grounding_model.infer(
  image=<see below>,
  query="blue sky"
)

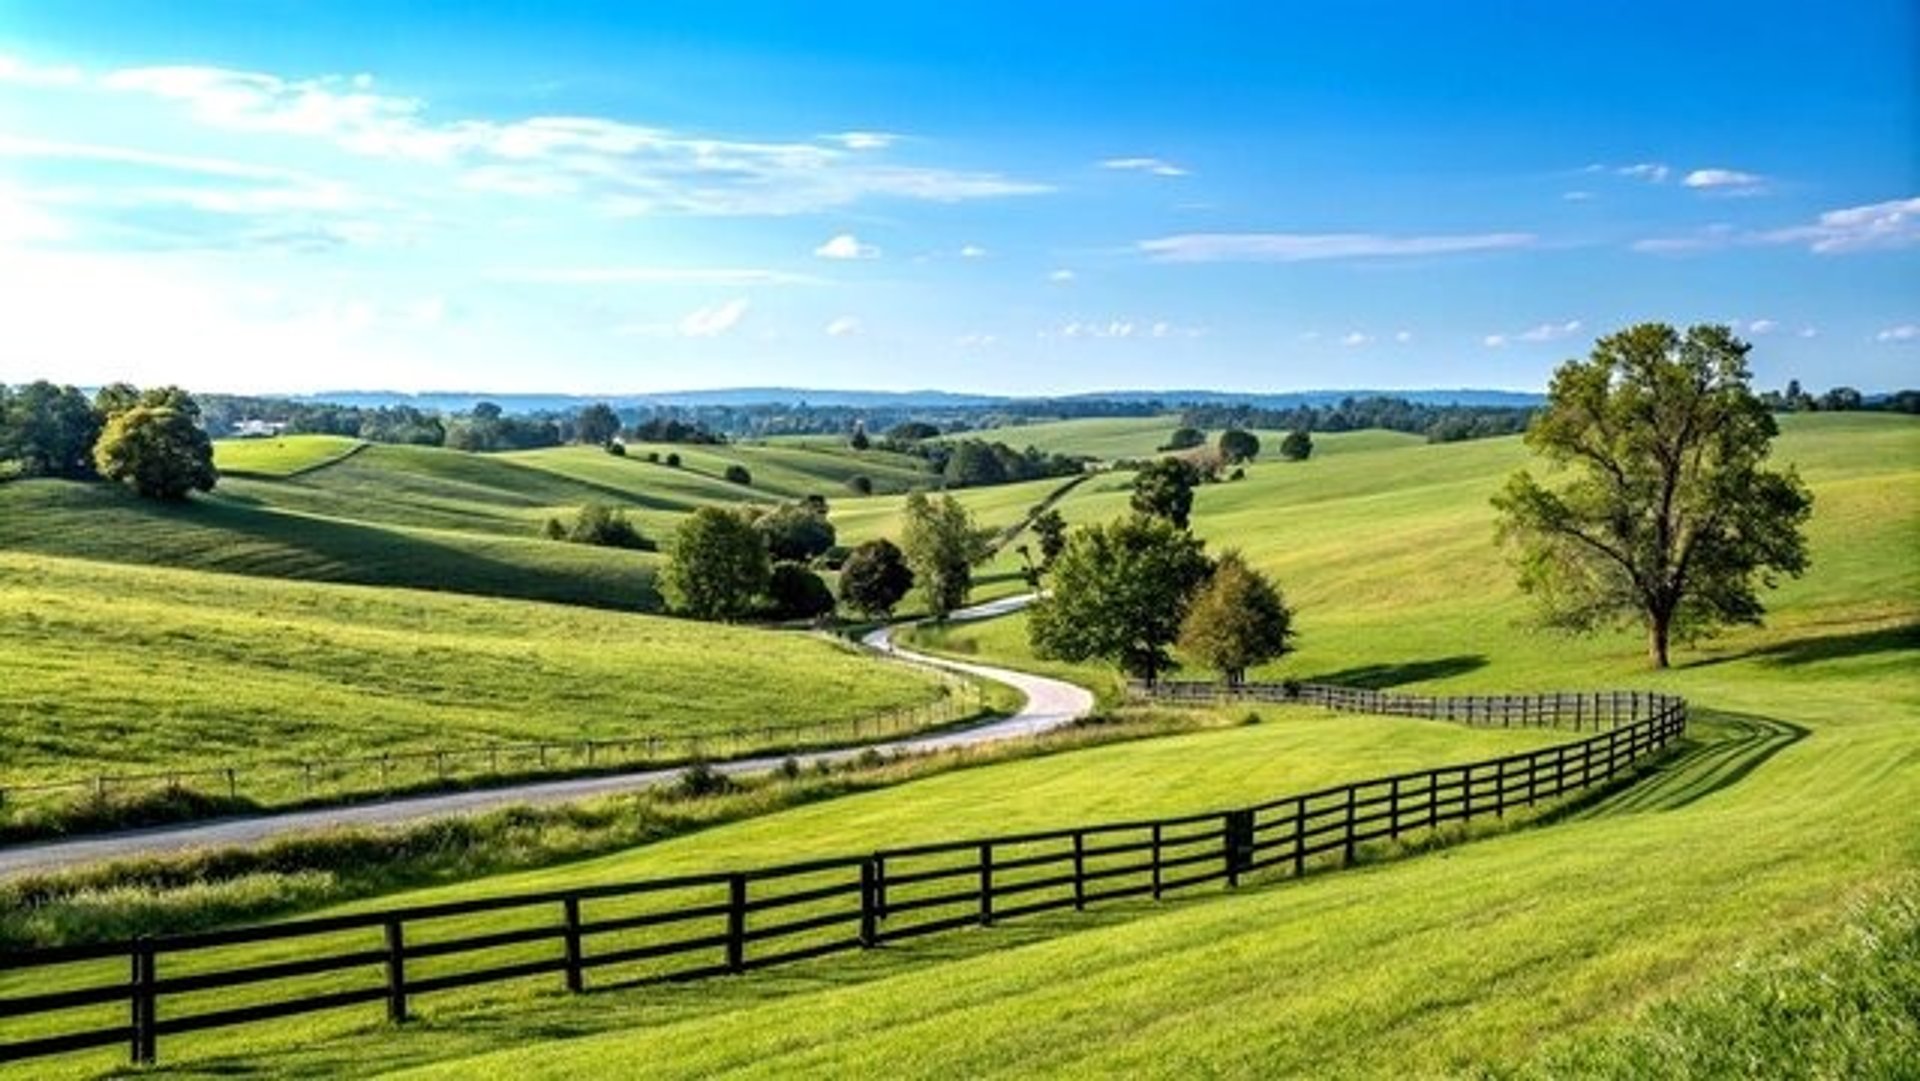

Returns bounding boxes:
[0,0,1914,396]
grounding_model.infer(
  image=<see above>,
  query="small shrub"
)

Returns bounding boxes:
[1239,711,1263,727]
[766,562,836,621]
[674,761,735,799]
[855,748,886,771]
[847,474,873,495]
[1229,466,1246,481]
[548,503,655,551]
[645,451,660,463]
[777,757,802,781]
[665,452,682,468]
[544,517,566,540]
[724,464,752,486]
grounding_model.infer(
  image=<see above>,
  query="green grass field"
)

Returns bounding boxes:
[212,435,366,478]
[949,415,1423,462]
[0,552,948,798]
[3,413,1910,1078]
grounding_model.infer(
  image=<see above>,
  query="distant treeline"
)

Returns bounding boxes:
[1761,382,1920,415]
[1180,396,1537,444]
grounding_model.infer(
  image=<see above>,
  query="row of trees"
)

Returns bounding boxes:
[0,382,217,499]
[1761,381,1919,415]
[1182,396,1536,444]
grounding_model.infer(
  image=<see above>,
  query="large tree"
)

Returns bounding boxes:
[753,502,837,562]
[1130,458,1201,529]
[1217,429,1261,464]
[1178,551,1296,685]
[660,506,771,621]
[0,381,102,478]
[1278,429,1313,461]
[899,491,990,619]
[838,538,915,618]
[1492,322,1813,668]
[574,403,621,445]
[93,405,217,500]
[1028,514,1214,682]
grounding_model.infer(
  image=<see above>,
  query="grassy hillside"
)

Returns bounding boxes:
[0,552,947,794]
[213,435,365,478]
[0,479,659,609]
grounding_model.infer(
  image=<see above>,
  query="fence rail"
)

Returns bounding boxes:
[0,685,1685,1068]
[0,681,984,816]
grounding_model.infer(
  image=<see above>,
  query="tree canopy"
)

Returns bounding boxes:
[1130,458,1202,529]
[659,507,771,621]
[900,492,990,619]
[93,405,218,500]
[1217,429,1260,464]
[1492,322,1813,667]
[1278,429,1313,461]
[1028,514,1214,682]
[574,403,622,445]
[1178,551,1295,684]
[838,538,915,618]
[753,501,837,562]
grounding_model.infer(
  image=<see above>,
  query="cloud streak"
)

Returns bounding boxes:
[1138,231,1535,263]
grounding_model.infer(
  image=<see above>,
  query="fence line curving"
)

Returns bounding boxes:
[0,684,1686,1069]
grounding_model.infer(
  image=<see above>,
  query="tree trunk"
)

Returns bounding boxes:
[1648,609,1672,669]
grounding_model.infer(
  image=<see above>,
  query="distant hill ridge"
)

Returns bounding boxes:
[291,387,1547,412]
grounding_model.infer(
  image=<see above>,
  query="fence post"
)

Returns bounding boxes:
[1072,831,1087,911]
[1389,777,1401,840]
[978,842,994,926]
[1428,771,1440,831]
[727,873,748,973]
[1463,763,1474,820]
[1343,786,1357,866]
[129,936,156,1066]
[1495,759,1507,818]
[860,858,880,947]
[225,767,237,801]
[873,855,889,920]
[562,896,584,993]
[1152,824,1165,898]
[383,917,407,1024]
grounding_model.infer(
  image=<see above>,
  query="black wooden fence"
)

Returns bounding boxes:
[0,687,1685,1069]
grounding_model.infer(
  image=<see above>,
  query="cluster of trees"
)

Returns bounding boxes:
[1183,396,1536,444]
[1028,512,1296,684]
[1,382,217,500]
[927,440,1086,488]
[442,403,564,452]
[544,503,655,550]
[1760,381,1919,415]
[660,490,991,625]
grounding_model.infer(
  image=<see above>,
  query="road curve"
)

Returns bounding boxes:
[0,595,1091,878]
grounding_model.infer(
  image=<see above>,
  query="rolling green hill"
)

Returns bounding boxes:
[949,416,1423,462]
[0,552,947,796]
[212,435,366,478]
[5,413,1909,1078]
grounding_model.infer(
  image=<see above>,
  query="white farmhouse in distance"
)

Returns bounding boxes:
[232,419,289,438]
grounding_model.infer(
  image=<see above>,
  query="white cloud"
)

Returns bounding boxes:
[1617,162,1671,183]
[1394,330,1414,343]
[959,244,987,258]
[826,131,897,150]
[1100,157,1189,177]
[1798,326,1819,339]
[1048,268,1075,282]
[1876,324,1919,342]
[814,233,878,260]
[1055,320,1136,339]
[1138,231,1535,263]
[825,315,862,337]
[1683,168,1766,194]
[1562,190,1594,201]
[1745,319,1778,335]
[1636,197,1920,255]
[1341,331,1371,347]
[1486,320,1582,348]
[678,298,749,337]
[84,63,1050,217]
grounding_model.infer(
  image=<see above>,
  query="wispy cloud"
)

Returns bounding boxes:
[1614,162,1671,183]
[1485,319,1582,348]
[1683,168,1766,195]
[1745,318,1778,335]
[1138,231,1535,263]
[0,54,85,87]
[1340,331,1371,347]
[1101,156,1189,177]
[69,63,1049,217]
[1876,323,1918,342]
[678,298,750,337]
[1048,268,1075,282]
[1634,196,1920,255]
[959,243,987,258]
[814,233,878,260]
[824,315,862,337]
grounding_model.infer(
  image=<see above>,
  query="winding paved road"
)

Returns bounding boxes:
[0,594,1091,878]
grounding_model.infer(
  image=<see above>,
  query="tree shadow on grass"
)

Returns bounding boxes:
[1682,622,1920,670]
[1295,655,1489,689]
[1548,709,1809,821]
